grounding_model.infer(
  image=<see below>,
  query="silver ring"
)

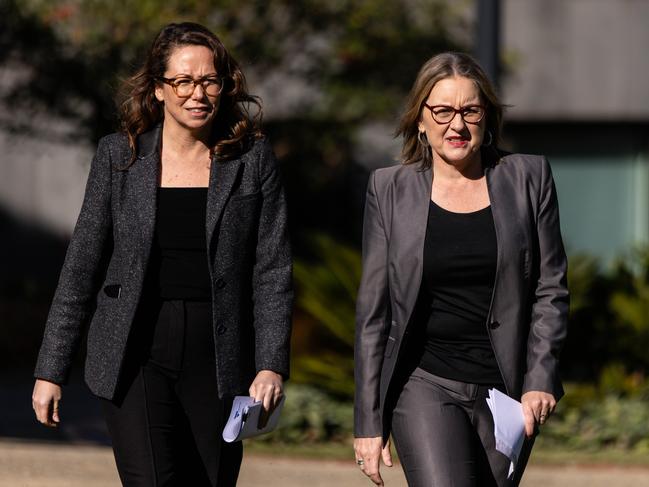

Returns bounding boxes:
[356,459,364,466]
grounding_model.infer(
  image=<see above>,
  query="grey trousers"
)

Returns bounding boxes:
[391,367,531,487]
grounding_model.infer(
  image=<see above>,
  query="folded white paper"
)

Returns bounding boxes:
[222,395,285,443]
[486,388,526,478]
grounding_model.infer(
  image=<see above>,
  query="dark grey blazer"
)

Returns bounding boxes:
[354,152,569,438]
[35,125,293,400]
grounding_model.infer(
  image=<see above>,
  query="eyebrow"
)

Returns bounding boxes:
[166,72,219,78]
[429,103,482,108]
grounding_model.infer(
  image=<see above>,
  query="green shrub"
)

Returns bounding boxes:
[542,394,649,452]
[291,234,359,399]
[540,370,649,453]
[256,383,353,444]
[254,381,649,457]
[562,246,649,381]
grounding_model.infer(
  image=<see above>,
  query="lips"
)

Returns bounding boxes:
[185,106,212,119]
[446,136,469,147]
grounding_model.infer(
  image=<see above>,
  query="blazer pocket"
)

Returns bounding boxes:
[521,248,531,280]
[103,284,122,299]
[384,336,397,358]
[230,191,261,203]
[384,321,399,358]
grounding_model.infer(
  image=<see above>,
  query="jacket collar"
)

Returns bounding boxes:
[136,123,162,159]
[131,122,246,267]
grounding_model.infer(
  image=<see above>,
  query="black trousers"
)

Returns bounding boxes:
[101,299,242,487]
[391,367,532,487]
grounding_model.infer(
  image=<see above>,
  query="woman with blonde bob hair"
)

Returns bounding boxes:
[354,52,568,486]
[32,22,292,486]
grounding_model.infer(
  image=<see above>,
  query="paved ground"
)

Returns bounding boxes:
[3,373,648,486]
[1,439,648,487]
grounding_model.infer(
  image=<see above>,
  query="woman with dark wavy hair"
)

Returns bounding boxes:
[32,22,292,486]
[354,52,568,486]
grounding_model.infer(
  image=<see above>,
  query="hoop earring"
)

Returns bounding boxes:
[483,130,493,147]
[418,131,428,147]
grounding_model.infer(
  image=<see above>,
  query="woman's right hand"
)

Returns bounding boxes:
[354,436,393,486]
[32,379,62,427]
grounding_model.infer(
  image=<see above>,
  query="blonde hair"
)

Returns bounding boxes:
[396,52,503,168]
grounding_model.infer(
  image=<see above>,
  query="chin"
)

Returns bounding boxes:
[181,118,215,131]
[442,150,480,166]
[446,151,472,162]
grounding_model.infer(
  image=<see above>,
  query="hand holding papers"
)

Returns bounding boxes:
[485,388,526,479]
[222,395,285,443]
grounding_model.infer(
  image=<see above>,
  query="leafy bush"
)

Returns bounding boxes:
[255,380,649,458]
[291,234,359,399]
[256,383,353,444]
[291,234,649,403]
[540,369,649,453]
[541,395,649,453]
[559,247,649,382]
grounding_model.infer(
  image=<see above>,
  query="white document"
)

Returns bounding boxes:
[485,388,526,478]
[222,395,285,443]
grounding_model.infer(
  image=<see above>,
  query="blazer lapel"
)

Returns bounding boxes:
[205,156,243,258]
[486,164,504,280]
[132,126,161,266]
[392,165,432,325]
[485,156,524,324]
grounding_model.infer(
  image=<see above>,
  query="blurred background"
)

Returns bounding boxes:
[1,0,648,479]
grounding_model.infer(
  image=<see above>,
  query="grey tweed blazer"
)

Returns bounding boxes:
[354,152,569,439]
[35,125,293,400]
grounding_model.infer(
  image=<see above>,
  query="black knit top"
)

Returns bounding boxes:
[151,187,211,300]
[418,200,502,384]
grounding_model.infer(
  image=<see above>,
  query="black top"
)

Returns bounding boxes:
[418,199,502,384]
[151,187,211,300]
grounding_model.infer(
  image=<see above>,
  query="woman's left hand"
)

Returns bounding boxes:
[521,391,556,438]
[249,370,284,428]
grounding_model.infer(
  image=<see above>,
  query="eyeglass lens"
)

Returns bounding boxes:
[174,78,222,97]
[429,106,484,124]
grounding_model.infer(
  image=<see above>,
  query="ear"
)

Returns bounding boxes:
[154,83,164,103]
[418,123,425,133]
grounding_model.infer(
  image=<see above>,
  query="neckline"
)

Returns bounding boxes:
[158,186,208,190]
[430,199,491,215]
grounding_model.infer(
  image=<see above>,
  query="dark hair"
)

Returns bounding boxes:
[117,22,262,164]
[396,51,504,168]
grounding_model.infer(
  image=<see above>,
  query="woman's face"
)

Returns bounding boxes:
[418,76,486,169]
[155,45,221,135]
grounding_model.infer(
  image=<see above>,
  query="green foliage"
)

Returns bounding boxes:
[541,396,649,452]
[289,240,649,402]
[562,246,649,381]
[540,371,649,454]
[566,253,600,315]
[294,234,360,345]
[253,380,649,459]
[291,234,360,398]
[608,247,649,368]
[255,383,353,444]
[3,0,466,139]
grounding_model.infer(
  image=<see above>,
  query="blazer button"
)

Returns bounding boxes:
[489,321,500,330]
[217,325,227,335]
[215,278,226,290]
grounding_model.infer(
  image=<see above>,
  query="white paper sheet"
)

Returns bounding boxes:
[486,388,526,478]
[222,395,285,443]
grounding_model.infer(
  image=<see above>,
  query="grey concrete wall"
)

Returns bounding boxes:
[3,0,649,237]
[502,0,649,120]
[0,120,92,237]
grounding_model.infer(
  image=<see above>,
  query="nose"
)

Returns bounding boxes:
[190,82,206,100]
[449,111,466,131]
